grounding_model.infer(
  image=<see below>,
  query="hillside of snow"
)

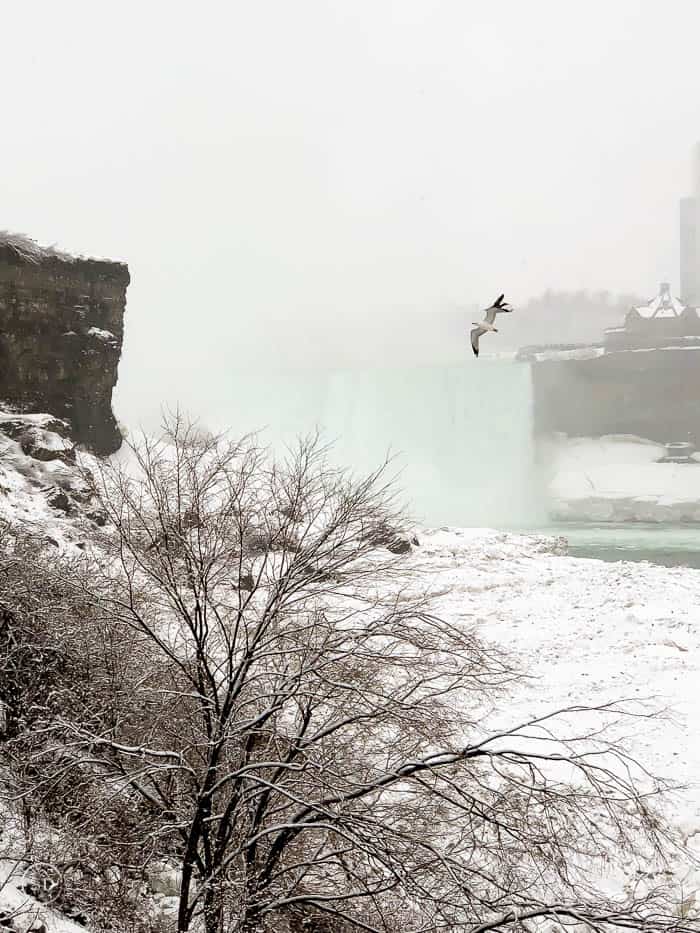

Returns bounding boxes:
[0,410,106,552]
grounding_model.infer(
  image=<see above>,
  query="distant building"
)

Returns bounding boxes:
[517,280,700,442]
[517,145,700,446]
[604,282,700,350]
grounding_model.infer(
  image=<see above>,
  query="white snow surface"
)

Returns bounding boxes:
[529,346,606,362]
[0,412,68,428]
[0,231,126,266]
[543,433,700,521]
[412,527,700,849]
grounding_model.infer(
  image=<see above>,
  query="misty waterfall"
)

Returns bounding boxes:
[216,360,543,528]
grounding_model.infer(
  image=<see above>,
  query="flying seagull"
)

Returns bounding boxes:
[470,294,513,357]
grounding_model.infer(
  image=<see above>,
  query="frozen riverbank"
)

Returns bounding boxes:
[543,433,700,522]
[411,527,700,858]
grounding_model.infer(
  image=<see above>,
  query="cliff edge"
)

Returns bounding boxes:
[0,232,129,454]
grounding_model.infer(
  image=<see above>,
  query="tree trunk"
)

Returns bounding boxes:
[203,885,224,933]
[177,857,196,932]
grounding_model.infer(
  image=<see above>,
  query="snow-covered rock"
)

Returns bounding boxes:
[0,855,89,933]
[18,427,75,464]
[0,408,104,551]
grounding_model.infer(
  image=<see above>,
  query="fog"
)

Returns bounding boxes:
[3,1,700,524]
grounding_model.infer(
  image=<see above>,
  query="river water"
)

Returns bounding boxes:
[544,522,700,568]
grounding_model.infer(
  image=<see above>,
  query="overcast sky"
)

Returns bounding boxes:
[3,0,700,417]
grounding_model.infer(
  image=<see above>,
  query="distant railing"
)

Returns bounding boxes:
[515,342,605,362]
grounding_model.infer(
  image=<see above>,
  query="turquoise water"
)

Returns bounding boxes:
[542,522,700,569]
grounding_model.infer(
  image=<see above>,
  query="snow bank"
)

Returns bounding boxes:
[542,433,700,522]
[529,346,606,362]
[413,526,700,857]
[0,410,103,552]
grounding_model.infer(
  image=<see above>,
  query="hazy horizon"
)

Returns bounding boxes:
[4,0,700,421]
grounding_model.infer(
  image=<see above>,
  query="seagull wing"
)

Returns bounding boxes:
[494,293,505,307]
[471,326,487,357]
[485,299,513,324]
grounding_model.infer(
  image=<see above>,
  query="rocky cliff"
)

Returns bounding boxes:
[0,233,129,454]
[529,346,700,445]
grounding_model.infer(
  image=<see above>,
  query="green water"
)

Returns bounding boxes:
[541,522,700,569]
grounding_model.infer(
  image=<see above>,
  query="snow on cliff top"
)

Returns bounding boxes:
[0,231,126,267]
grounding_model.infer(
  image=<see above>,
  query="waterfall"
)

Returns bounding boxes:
[213,360,543,529]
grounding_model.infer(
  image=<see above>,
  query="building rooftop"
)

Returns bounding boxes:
[630,282,687,319]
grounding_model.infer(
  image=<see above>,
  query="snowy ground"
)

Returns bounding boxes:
[2,415,700,922]
[543,433,700,522]
[412,528,700,859]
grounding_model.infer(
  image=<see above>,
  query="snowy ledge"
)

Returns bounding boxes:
[0,231,128,270]
[542,434,700,523]
[517,342,700,363]
[550,495,700,523]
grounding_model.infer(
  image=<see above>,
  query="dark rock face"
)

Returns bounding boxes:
[47,488,72,513]
[0,235,129,454]
[361,520,413,554]
[531,348,700,444]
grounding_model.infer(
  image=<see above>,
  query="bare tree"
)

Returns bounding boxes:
[8,419,699,933]
[0,519,153,930]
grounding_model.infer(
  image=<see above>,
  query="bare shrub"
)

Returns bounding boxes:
[4,419,698,933]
